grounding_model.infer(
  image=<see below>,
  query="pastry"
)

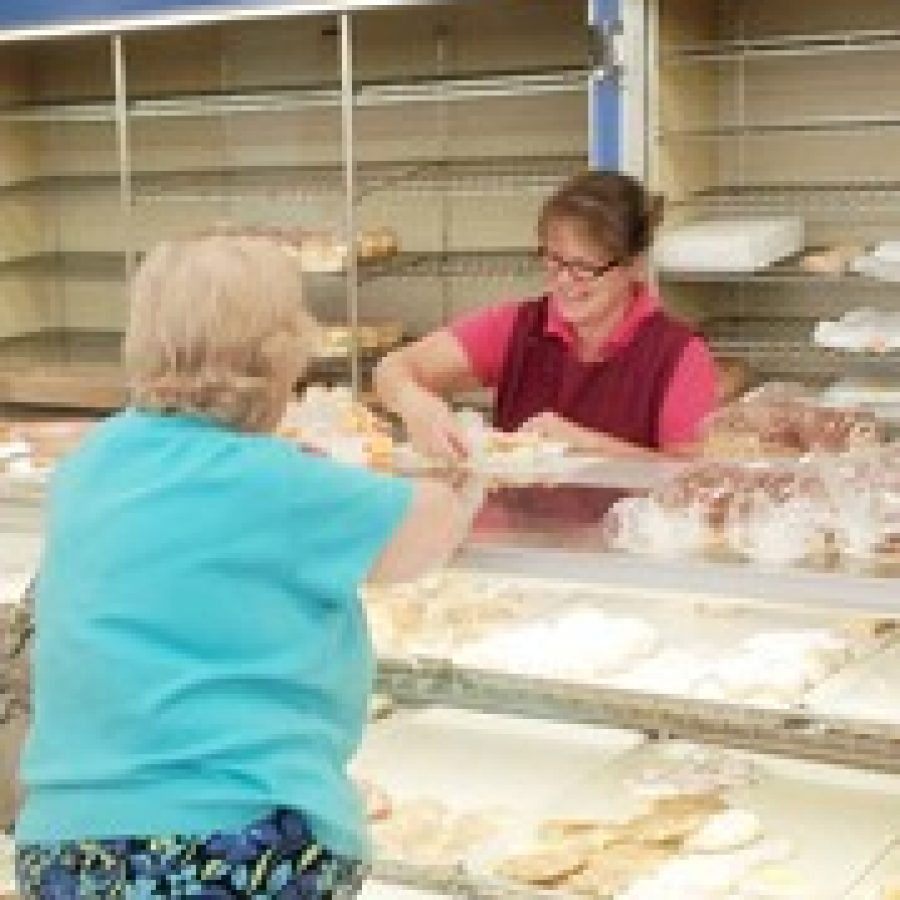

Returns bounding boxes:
[496,843,589,886]
[299,232,348,273]
[454,606,657,681]
[537,819,621,843]
[371,795,499,867]
[799,244,862,275]
[357,231,381,261]
[623,810,711,846]
[622,852,742,898]
[648,793,728,818]
[567,843,674,896]
[683,808,762,853]
[371,226,400,257]
[840,619,897,644]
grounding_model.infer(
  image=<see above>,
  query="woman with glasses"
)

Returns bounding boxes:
[375,170,717,462]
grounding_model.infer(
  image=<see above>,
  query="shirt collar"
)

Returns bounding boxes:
[545,283,660,356]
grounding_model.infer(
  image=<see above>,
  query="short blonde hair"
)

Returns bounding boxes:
[125,233,318,432]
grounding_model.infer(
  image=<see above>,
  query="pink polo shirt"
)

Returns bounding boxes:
[450,287,717,448]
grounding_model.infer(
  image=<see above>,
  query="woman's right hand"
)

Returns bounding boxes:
[398,386,470,465]
[375,331,482,466]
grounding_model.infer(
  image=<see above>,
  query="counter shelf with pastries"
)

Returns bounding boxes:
[375,659,900,776]
[366,570,900,772]
[356,708,644,898]
[356,708,900,899]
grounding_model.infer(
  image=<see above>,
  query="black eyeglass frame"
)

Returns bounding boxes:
[538,247,623,281]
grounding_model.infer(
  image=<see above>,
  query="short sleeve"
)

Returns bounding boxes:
[448,301,521,387]
[658,337,718,448]
[279,448,414,590]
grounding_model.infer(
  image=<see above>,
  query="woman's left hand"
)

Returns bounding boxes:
[518,412,599,451]
[519,412,659,458]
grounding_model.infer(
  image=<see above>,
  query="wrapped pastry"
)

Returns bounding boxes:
[605,496,709,557]
[277,386,393,469]
[701,387,884,458]
[724,492,828,567]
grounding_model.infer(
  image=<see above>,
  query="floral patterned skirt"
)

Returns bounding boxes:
[16,808,365,899]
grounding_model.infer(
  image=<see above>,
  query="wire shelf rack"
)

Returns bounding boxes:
[672,181,900,218]
[0,68,590,124]
[665,28,900,64]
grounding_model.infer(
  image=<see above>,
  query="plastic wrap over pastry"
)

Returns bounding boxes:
[603,450,900,569]
[723,491,829,567]
[277,386,393,468]
[700,384,885,459]
[605,495,709,557]
[819,448,900,561]
[651,460,825,533]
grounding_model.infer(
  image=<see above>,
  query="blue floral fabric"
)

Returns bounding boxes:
[16,808,365,899]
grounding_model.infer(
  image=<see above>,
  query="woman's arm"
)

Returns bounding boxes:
[658,337,718,454]
[368,476,482,583]
[374,331,482,463]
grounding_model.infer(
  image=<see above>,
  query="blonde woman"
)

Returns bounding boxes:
[16,234,475,898]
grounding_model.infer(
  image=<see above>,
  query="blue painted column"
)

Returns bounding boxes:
[589,0,622,171]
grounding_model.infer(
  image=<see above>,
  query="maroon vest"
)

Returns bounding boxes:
[493,296,695,449]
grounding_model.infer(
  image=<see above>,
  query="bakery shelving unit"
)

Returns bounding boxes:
[699,316,900,381]
[0,33,127,411]
[0,0,592,410]
[651,0,900,393]
[347,0,590,347]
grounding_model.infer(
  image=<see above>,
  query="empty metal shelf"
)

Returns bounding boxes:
[0,252,127,278]
[702,317,900,376]
[661,113,900,141]
[659,251,873,285]
[0,155,585,204]
[674,181,900,217]
[363,249,542,280]
[665,28,900,63]
[0,329,123,366]
[0,68,590,124]
[356,68,589,106]
[353,155,586,199]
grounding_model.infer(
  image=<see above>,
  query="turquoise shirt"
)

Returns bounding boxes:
[17,409,412,858]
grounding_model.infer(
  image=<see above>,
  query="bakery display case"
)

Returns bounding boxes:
[5,444,899,897]
[356,477,900,898]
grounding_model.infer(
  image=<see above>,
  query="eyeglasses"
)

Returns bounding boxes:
[539,248,622,281]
